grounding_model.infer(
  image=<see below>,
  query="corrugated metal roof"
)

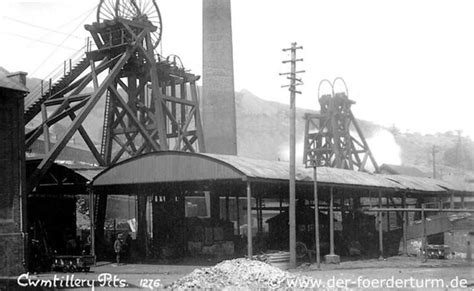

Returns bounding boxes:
[381,175,446,192]
[91,151,404,190]
[93,152,246,186]
[380,174,467,193]
[205,153,400,189]
[88,151,474,195]
[379,163,430,177]
[202,153,312,182]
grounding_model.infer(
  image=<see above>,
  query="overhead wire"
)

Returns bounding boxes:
[2,16,83,39]
[4,32,77,50]
[53,4,98,28]
[31,4,98,76]
[26,5,97,48]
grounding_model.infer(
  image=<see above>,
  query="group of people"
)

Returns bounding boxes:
[113,232,131,265]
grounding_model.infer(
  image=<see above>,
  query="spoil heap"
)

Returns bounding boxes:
[168,258,312,289]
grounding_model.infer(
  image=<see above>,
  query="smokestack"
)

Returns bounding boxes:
[202,0,237,155]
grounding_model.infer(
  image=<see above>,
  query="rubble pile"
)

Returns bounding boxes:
[168,258,311,289]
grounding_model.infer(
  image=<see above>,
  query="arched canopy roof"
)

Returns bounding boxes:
[90,151,461,195]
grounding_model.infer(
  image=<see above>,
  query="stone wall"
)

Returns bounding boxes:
[445,230,474,259]
[0,86,26,276]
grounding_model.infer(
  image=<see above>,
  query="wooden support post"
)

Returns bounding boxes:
[313,165,320,269]
[324,186,340,263]
[41,103,50,152]
[246,182,252,258]
[90,60,99,89]
[257,196,262,234]
[378,190,384,259]
[209,188,220,220]
[180,83,186,127]
[461,196,465,208]
[88,186,96,264]
[421,204,427,262]
[225,194,229,221]
[256,196,260,233]
[236,195,240,235]
[402,193,408,256]
[387,196,391,232]
[95,193,107,249]
[329,187,335,255]
[340,193,345,221]
[137,194,148,258]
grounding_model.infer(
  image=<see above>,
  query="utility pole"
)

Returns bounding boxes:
[280,42,304,268]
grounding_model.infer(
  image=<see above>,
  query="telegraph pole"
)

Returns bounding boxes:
[432,145,437,179]
[280,42,304,268]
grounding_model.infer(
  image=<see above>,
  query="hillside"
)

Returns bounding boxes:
[8,67,474,183]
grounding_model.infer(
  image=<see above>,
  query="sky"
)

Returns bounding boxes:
[1,0,474,139]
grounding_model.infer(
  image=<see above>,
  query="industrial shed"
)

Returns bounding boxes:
[89,151,471,261]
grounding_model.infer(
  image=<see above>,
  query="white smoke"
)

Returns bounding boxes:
[277,129,401,169]
[366,129,402,166]
[278,140,305,163]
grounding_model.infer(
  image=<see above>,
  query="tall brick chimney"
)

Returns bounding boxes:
[202,0,237,155]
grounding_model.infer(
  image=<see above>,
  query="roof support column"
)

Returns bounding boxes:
[421,203,427,263]
[210,186,220,219]
[236,194,240,236]
[95,193,108,250]
[378,189,384,259]
[402,192,408,256]
[313,165,320,269]
[324,186,340,263]
[225,193,230,221]
[88,186,96,264]
[246,181,252,258]
[329,187,335,255]
[137,194,148,259]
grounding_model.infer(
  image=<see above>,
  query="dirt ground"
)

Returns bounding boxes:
[11,256,474,290]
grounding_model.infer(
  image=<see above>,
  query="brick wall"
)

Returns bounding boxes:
[0,87,26,276]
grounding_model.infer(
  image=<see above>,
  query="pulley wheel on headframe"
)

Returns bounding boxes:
[97,0,163,48]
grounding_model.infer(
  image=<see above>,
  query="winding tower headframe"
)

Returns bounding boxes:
[303,78,379,172]
[24,0,205,192]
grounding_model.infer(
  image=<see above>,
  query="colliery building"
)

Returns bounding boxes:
[1,0,473,278]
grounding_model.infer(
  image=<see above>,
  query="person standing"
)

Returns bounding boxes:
[114,235,122,265]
